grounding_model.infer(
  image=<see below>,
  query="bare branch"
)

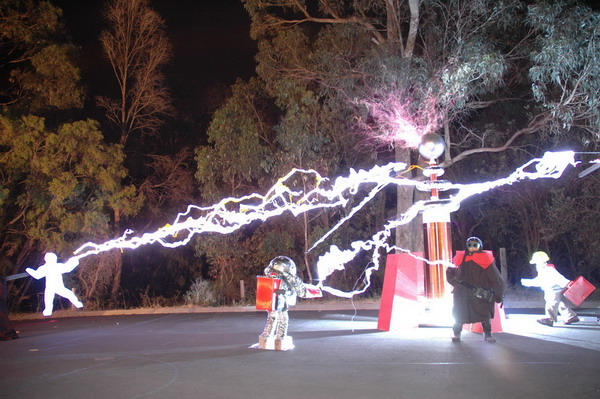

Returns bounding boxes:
[441,112,553,168]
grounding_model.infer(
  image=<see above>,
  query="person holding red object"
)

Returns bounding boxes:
[521,251,579,327]
[446,237,505,343]
[258,256,322,350]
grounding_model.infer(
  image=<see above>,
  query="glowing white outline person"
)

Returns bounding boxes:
[26,252,83,316]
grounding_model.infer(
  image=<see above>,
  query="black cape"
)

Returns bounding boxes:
[446,251,505,324]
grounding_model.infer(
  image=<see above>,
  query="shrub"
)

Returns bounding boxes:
[184,278,217,306]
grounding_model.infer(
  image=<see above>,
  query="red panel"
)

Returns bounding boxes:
[377,253,423,331]
[256,276,281,310]
[468,302,505,333]
[563,276,596,307]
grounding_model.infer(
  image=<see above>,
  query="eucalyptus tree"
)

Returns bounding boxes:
[0,0,147,309]
[0,0,84,112]
[97,0,178,304]
[194,78,335,298]
[222,0,600,291]
[243,0,599,163]
[445,0,600,166]
[447,0,600,283]
[98,0,172,146]
[527,1,599,142]
[0,116,142,307]
[239,0,534,255]
[195,74,386,300]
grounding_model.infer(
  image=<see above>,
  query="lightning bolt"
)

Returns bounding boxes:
[33,151,576,314]
[314,150,577,297]
[72,162,411,258]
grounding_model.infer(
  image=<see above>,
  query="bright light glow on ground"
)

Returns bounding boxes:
[502,314,600,351]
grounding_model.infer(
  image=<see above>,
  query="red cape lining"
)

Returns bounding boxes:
[453,250,495,269]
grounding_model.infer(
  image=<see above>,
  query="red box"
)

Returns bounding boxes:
[256,276,281,311]
[563,276,596,307]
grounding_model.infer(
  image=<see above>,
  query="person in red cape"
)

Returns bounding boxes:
[446,237,505,343]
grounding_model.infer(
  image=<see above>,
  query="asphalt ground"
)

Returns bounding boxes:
[1,303,600,399]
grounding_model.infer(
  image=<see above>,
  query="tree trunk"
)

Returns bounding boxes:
[110,209,122,306]
[395,147,423,252]
[391,1,423,253]
[302,211,314,282]
[109,255,122,306]
[404,0,420,58]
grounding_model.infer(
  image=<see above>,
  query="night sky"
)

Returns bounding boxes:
[53,0,257,109]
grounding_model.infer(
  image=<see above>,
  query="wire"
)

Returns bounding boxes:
[395,164,423,178]
[349,262,374,331]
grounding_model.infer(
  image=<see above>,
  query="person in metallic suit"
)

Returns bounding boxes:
[259,256,320,350]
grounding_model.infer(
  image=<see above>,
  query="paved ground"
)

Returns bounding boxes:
[2,304,599,399]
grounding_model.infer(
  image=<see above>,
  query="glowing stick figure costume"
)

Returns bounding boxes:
[256,256,322,350]
[26,253,83,316]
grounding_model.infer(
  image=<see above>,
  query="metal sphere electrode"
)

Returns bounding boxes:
[418,133,446,161]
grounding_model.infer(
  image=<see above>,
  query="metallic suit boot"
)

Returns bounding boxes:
[259,336,268,349]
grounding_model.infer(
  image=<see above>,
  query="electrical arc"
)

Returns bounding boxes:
[28,151,577,314]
